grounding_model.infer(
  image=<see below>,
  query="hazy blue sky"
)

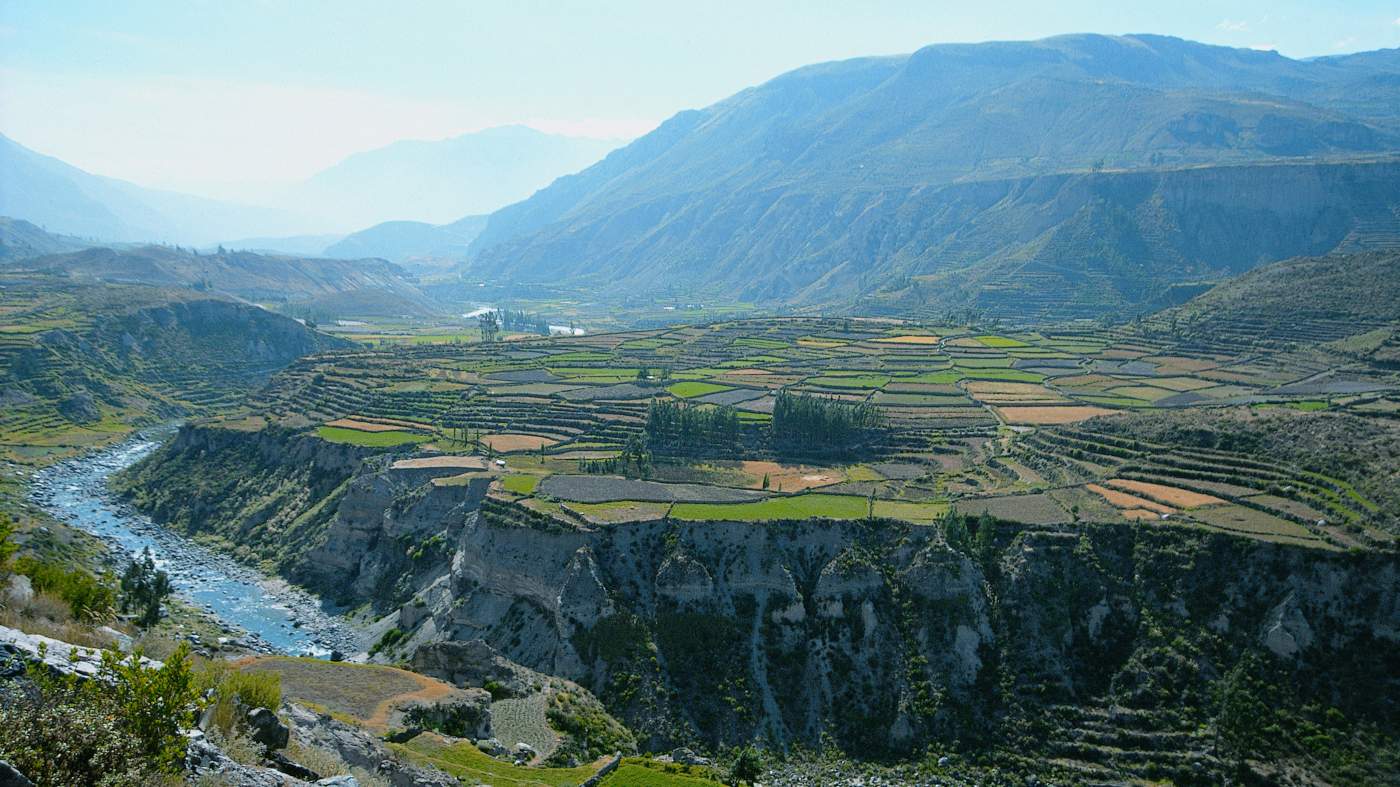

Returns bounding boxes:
[2,0,1398,197]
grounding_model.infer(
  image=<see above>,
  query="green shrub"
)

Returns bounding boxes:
[729,746,763,785]
[0,642,200,786]
[483,679,509,700]
[15,556,117,623]
[0,513,17,571]
[194,658,282,735]
[227,669,281,710]
[370,627,405,656]
[544,690,637,763]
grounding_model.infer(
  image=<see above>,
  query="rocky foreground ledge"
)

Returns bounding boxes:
[0,624,452,787]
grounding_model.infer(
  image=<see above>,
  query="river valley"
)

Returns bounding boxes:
[27,433,360,657]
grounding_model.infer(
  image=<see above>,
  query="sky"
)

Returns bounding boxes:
[2,0,1399,198]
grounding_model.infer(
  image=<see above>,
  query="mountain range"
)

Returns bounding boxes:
[0,126,621,247]
[0,134,307,246]
[463,34,1400,320]
[8,35,1400,325]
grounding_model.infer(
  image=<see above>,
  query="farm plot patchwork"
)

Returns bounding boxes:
[220,316,1393,547]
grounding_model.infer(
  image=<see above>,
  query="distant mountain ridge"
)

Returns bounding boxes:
[464,34,1400,320]
[321,215,488,264]
[0,134,309,245]
[288,125,622,228]
[0,125,621,248]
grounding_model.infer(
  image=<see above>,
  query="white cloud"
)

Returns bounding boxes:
[1394,16,1400,26]
[1333,37,1358,51]
[1217,19,1250,32]
[1248,43,1278,52]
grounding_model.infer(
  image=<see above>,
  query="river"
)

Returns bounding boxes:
[27,433,360,657]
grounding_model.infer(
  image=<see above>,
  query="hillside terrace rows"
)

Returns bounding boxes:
[201,318,1398,543]
[249,317,1384,443]
[1017,425,1390,547]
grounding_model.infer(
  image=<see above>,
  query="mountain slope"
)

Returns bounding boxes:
[465,35,1400,319]
[1167,250,1400,325]
[0,135,307,245]
[292,125,622,228]
[1133,250,1400,360]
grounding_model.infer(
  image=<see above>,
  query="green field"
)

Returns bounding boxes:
[668,381,735,398]
[315,426,431,447]
[502,474,542,494]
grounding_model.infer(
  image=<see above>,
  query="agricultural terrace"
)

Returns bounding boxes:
[236,317,1398,550]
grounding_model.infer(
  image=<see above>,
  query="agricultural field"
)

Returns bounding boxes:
[226,316,1397,549]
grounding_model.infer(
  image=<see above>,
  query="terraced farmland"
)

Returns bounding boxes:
[218,315,1399,547]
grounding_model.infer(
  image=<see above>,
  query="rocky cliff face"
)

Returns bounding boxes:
[367,506,1398,777]
[118,425,485,610]
[124,427,1400,782]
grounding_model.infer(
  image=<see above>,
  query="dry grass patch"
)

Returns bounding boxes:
[965,381,1053,396]
[1106,479,1225,509]
[1087,483,1176,515]
[737,460,844,492]
[1122,508,1166,521]
[481,434,561,452]
[1191,506,1324,545]
[1106,385,1177,402]
[951,493,1068,524]
[238,657,454,732]
[1147,356,1222,373]
[564,500,672,524]
[996,406,1114,425]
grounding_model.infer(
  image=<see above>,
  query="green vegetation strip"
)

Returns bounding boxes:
[315,426,431,447]
[601,761,724,786]
[394,734,600,786]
